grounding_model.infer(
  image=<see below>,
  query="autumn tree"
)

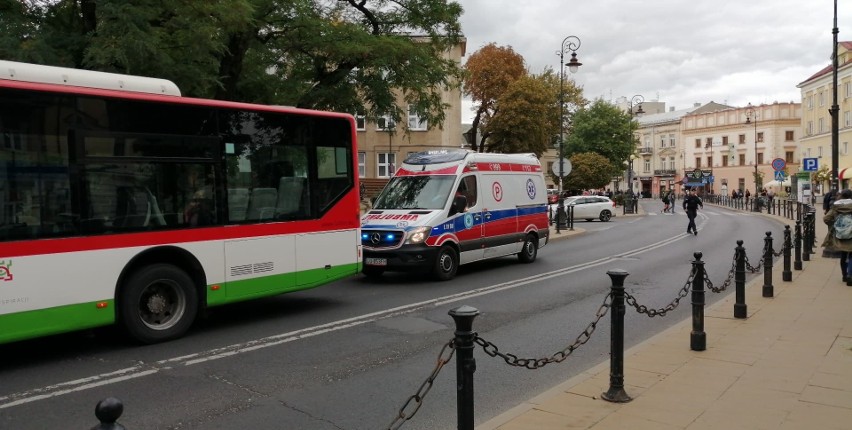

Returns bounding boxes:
[565,99,638,177]
[463,43,525,151]
[564,152,614,191]
[485,71,557,157]
[0,0,465,129]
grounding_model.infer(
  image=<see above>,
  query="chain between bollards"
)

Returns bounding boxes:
[601,269,632,403]
[690,252,706,351]
[734,240,747,319]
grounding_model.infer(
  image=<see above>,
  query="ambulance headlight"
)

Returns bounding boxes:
[406,226,431,244]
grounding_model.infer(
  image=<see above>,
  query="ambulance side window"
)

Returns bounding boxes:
[456,175,478,208]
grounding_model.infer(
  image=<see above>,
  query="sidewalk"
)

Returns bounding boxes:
[482,206,852,429]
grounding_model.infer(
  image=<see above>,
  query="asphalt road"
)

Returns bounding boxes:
[0,200,787,430]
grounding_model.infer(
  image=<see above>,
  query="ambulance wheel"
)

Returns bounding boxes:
[518,234,538,263]
[362,266,385,278]
[599,211,612,222]
[433,245,459,281]
[119,264,198,344]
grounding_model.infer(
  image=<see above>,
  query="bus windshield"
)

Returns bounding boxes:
[373,175,456,210]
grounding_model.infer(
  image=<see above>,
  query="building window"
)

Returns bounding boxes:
[695,157,701,168]
[668,157,675,170]
[846,111,852,128]
[807,121,813,135]
[695,138,701,148]
[355,113,366,131]
[707,156,712,167]
[818,118,825,133]
[757,132,764,142]
[407,105,428,131]
[785,130,794,141]
[785,151,794,163]
[847,82,852,98]
[377,153,396,177]
[377,114,396,131]
[644,159,650,172]
[807,95,814,110]
[739,154,746,165]
[757,153,763,164]
[705,137,712,148]
[819,91,825,106]
[722,136,729,145]
[722,155,729,167]
[739,134,746,144]
[358,152,366,177]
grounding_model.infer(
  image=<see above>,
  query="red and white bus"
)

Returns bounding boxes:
[0,60,361,344]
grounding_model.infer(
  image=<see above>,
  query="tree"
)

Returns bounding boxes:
[484,73,557,157]
[0,0,465,130]
[564,152,613,191]
[463,43,525,151]
[564,99,638,176]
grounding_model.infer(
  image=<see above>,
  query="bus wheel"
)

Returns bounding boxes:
[362,266,385,278]
[517,234,538,263]
[119,264,198,344]
[433,245,459,281]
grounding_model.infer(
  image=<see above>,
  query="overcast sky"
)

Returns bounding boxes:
[458,0,851,122]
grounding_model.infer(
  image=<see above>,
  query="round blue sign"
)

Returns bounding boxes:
[771,158,786,171]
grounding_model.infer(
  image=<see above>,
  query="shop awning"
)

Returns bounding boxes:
[840,167,852,180]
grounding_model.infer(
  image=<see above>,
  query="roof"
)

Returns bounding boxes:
[636,101,732,127]
[798,41,852,87]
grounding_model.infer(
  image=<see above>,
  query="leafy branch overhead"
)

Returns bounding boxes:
[0,0,465,129]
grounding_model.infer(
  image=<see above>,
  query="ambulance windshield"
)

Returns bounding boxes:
[373,175,456,210]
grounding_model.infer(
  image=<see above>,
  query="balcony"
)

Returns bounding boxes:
[638,147,653,154]
[654,169,677,176]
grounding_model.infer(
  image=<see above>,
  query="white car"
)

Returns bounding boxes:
[560,195,616,222]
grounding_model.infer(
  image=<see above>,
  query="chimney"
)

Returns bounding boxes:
[693,102,701,107]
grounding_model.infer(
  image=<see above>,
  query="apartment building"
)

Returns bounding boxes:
[681,102,801,197]
[357,38,467,184]
[798,41,852,190]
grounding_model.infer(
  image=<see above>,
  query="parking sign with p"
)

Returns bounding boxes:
[803,157,818,172]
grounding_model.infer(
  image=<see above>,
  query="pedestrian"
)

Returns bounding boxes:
[668,190,676,213]
[823,188,838,215]
[661,190,670,213]
[823,189,852,285]
[682,188,703,235]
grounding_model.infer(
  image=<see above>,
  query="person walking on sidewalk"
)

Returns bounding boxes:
[822,188,852,285]
[682,188,703,235]
[668,190,676,214]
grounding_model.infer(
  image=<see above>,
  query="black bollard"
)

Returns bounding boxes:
[449,305,479,430]
[568,205,575,231]
[783,226,792,281]
[734,240,747,319]
[803,211,812,261]
[794,221,803,270]
[690,252,706,351]
[90,397,126,430]
[602,269,632,403]
[763,232,774,298]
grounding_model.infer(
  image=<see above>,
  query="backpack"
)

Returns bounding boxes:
[834,213,852,240]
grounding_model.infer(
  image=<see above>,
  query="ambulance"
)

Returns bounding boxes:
[361,150,550,281]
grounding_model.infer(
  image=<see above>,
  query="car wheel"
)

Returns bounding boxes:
[433,245,459,281]
[119,264,198,344]
[517,234,538,263]
[599,210,612,222]
[362,266,385,278]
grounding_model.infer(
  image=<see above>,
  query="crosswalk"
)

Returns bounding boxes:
[646,210,755,216]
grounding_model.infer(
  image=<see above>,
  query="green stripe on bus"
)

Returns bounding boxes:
[207,263,360,306]
[0,300,115,344]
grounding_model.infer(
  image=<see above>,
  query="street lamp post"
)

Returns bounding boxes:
[555,36,582,233]
[625,95,643,209]
[745,104,760,212]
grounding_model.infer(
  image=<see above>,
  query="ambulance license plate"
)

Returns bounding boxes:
[365,257,387,266]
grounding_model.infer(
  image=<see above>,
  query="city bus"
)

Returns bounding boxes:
[0,60,361,344]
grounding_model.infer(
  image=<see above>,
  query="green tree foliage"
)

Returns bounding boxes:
[565,99,638,176]
[485,73,557,157]
[564,152,613,190]
[0,0,465,129]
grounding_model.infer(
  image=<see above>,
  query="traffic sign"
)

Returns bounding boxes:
[802,157,818,171]
[771,158,786,171]
[775,171,787,181]
[551,158,572,177]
